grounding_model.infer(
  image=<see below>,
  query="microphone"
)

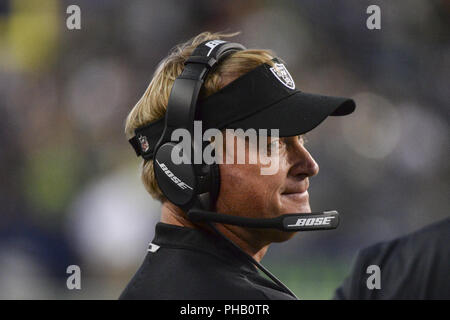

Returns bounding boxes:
[187,209,340,231]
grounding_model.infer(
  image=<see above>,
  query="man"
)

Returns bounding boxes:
[334,217,450,300]
[120,32,355,300]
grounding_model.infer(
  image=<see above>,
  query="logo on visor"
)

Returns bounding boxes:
[270,63,295,90]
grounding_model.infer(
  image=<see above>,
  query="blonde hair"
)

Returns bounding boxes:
[125,31,275,202]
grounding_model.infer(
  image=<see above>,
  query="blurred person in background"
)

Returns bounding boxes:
[334,217,450,300]
[119,31,355,300]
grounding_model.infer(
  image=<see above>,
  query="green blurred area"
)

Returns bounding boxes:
[264,259,351,300]
[1,0,60,72]
[22,143,84,217]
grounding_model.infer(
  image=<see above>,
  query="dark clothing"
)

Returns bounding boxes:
[119,223,295,300]
[334,217,450,300]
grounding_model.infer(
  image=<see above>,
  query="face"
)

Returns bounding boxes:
[215,132,320,243]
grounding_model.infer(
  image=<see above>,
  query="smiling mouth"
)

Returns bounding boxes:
[281,190,309,201]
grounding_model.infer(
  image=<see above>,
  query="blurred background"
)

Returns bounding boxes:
[0,0,448,299]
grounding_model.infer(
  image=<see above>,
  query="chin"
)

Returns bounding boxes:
[252,227,297,243]
[265,229,297,243]
[280,203,311,215]
[280,194,311,214]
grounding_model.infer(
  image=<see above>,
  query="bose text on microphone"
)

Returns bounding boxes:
[188,209,340,232]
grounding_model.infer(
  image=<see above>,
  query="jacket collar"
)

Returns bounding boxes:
[152,222,258,273]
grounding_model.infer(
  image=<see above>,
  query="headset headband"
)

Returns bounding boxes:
[130,40,246,160]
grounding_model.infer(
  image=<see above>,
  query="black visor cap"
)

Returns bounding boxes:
[198,60,356,137]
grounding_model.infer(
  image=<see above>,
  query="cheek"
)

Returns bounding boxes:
[218,164,260,206]
[216,162,287,216]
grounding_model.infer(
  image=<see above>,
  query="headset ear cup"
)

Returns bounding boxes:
[154,142,197,208]
[209,163,220,210]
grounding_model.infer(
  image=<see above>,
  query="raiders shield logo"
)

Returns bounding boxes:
[270,63,295,90]
[138,135,150,153]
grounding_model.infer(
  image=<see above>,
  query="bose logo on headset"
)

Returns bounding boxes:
[287,216,335,228]
[155,160,193,190]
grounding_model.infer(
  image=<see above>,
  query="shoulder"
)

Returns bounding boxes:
[119,246,277,300]
[334,217,450,299]
[359,217,450,266]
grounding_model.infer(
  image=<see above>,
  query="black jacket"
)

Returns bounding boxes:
[334,217,450,299]
[119,223,296,300]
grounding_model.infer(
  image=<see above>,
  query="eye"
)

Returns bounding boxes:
[268,139,281,149]
[264,138,284,157]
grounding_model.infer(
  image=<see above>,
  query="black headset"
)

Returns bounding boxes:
[152,40,246,212]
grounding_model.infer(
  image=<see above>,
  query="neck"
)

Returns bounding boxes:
[160,202,270,262]
[160,201,197,229]
[214,223,270,262]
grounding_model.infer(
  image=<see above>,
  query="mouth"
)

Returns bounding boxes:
[281,190,309,201]
[280,181,310,202]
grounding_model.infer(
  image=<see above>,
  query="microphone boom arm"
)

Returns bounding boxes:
[187,209,340,231]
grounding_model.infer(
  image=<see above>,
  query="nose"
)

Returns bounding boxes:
[287,138,319,178]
